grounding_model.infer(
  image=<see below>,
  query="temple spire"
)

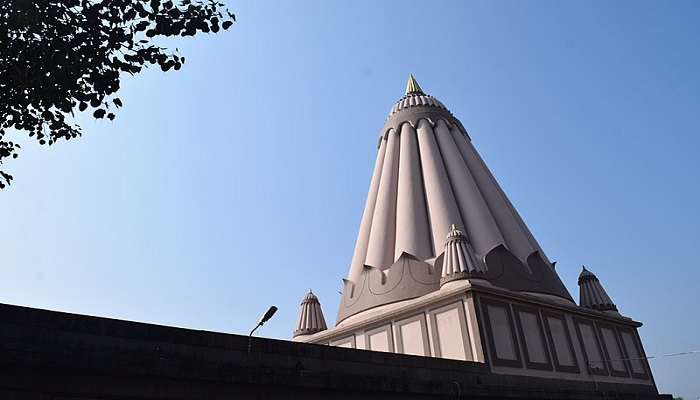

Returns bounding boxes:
[405,74,424,95]
[293,290,327,338]
[440,224,487,285]
[578,266,618,312]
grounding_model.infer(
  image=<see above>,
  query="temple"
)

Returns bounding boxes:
[293,75,658,391]
[0,74,669,399]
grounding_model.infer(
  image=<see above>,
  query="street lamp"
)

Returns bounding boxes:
[250,305,278,337]
[248,305,278,353]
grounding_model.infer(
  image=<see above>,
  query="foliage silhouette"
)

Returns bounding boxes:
[0,0,235,188]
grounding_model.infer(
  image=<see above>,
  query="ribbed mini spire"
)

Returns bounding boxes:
[440,224,487,285]
[578,266,618,312]
[293,290,327,337]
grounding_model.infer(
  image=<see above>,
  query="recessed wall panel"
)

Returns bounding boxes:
[574,318,608,376]
[428,302,472,361]
[489,305,517,360]
[366,325,393,353]
[513,305,552,370]
[396,315,429,356]
[619,328,648,379]
[542,312,580,373]
[480,298,522,368]
[599,324,629,377]
[435,308,466,360]
[331,336,355,349]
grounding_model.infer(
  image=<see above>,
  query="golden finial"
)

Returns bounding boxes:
[405,74,424,95]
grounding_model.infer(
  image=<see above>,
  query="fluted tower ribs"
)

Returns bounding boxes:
[435,119,504,255]
[578,266,618,312]
[293,291,328,338]
[416,118,465,256]
[365,128,400,270]
[395,123,433,261]
[346,137,387,285]
[450,128,549,265]
[441,224,487,285]
[338,75,572,323]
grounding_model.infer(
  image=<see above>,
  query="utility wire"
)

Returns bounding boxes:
[588,349,700,364]
[647,349,700,360]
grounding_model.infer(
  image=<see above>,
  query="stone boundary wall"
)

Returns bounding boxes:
[0,303,670,399]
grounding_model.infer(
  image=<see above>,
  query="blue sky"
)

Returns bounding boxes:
[2,0,699,397]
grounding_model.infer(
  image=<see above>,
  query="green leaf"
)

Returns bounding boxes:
[0,0,236,188]
[135,21,149,32]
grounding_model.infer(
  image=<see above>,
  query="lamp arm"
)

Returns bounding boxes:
[249,322,262,337]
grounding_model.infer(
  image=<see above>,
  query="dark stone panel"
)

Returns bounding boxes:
[0,303,670,400]
[512,304,554,371]
[479,297,524,368]
[573,317,610,376]
[542,310,581,374]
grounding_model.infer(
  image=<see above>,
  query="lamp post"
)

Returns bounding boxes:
[248,305,278,353]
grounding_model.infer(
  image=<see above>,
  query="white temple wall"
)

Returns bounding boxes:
[476,294,654,386]
[329,335,355,349]
[316,288,653,387]
[394,314,430,356]
[429,300,473,360]
[365,324,394,352]
[319,294,480,363]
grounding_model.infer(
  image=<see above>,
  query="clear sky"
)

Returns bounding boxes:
[2,0,699,397]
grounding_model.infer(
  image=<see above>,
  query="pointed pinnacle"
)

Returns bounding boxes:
[405,74,424,95]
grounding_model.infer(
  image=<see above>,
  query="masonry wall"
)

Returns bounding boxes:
[0,302,669,399]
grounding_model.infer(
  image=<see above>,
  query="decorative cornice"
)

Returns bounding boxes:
[336,253,440,324]
[303,278,640,345]
[379,75,468,145]
[380,101,468,145]
[388,93,447,117]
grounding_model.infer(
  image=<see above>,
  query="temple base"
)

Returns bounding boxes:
[297,279,659,393]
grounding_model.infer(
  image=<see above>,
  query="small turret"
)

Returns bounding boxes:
[440,224,487,285]
[578,266,618,312]
[293,290,327,338]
